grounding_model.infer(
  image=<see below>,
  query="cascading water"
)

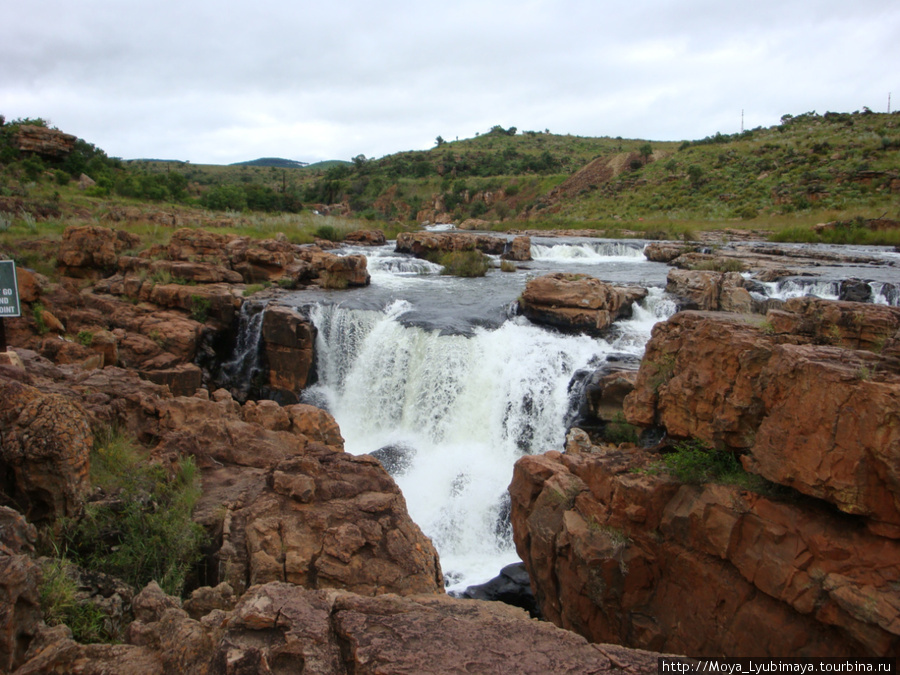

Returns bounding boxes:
[531,241,646,262]
[212,298,269,400]
[303,289,675,591]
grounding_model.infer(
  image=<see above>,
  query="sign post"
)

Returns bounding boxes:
[0,260,22,351]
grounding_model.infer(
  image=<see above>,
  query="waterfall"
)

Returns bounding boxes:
[213,299,269,400]
[304,292,675,591]
[531,241,646,261]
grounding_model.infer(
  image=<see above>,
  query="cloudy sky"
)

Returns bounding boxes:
[3,0,897,165]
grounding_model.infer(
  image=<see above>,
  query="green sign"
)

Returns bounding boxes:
[0,260,21,318]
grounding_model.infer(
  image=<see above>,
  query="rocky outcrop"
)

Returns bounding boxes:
[512,300,900,656]
[13,125,76,159]
[260,304,316,398]
[502,235,532,261]
[57,225,141,278]
[510,444,900,656]
[0,380,92,524]
[665,268,757,313]
[12,580,663,675]
[643,242,699,263]
[518,273,648,336]
[344,229,386,246]
[395,231,507,257]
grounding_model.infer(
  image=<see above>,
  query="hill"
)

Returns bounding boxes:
[230,157,309,168]
[0,111,898,244]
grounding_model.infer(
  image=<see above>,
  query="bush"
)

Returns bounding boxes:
[60,427,205,597]
[438,250,492,277]
[40,557,113,643]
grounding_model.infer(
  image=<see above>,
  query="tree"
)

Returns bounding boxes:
[435,136,445,147]
[639,143,653,162]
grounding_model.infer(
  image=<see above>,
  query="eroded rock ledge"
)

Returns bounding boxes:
[510,300,900,656]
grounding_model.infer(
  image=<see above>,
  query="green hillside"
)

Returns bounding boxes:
[1,111,898,245]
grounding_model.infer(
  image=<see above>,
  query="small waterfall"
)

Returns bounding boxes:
[304,292,676,591]
[213,299,269,400]
[764,278,841,301]
[531,241,646,261]
[872,282,900,307]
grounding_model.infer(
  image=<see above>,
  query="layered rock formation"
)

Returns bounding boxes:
[12,125,76,159]
[518,273,648,336]
[395,231,507,257]
[511,300,900,656]
[11,581,661,674]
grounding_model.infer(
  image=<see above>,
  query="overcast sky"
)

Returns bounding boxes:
[3,0,897,165]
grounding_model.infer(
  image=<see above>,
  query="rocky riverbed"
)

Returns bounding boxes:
[1,224,899,670]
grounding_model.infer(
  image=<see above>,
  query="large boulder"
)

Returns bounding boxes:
[0,379,92,524]
[155,392,441,597]
[0,507,42,673]
[518,273,647,336]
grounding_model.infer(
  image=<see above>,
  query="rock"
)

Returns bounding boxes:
[624,307,900,525]
[14,267,42,304]
[509,445,900,656]
[146,283,238,326]
[182,582,236,621]
[260,305,316,396]
[665,268,755,313]
[395,231,507,257]
[518,273,648,336]
[369,443,417,476]
[643,242,699,262]
[166,228,233,264]
[296,248,370,288]
[0,379,92,523]
[502,235,532,261]
[344,229,386,246]
[840,278,873,303]
[0,508,41,672]
[57,225,141,277]
[458,562,540,617]
[139,363,202,397]
[766,297,900,352]
[13,125,76,159]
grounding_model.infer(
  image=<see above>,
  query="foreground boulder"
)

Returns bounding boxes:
[12,581,663,674]
[518,273,647,336]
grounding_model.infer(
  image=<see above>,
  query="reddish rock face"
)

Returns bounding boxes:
[514,302,900,656]
[502,235,532,261]
[624,309,900,525]
[344,229,387,246]
[519,273,647,336]
[509,446,900,656]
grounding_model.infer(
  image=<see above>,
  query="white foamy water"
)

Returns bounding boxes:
[304,289,674,592]
[531,241,646,263]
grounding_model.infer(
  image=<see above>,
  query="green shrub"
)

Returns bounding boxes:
[314,224,341,242]
[32,302,48,334]
[499,260,517,273]
[438,250,491,277]
[61,427,205,597]
[39,557,114,643]
[602,413,639,445]
[76,330,94,347]
[190,295,211,322]
[656,440,745,484]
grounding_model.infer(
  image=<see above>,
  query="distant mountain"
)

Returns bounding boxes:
[303,160,353,171]
[230,157,309,168]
